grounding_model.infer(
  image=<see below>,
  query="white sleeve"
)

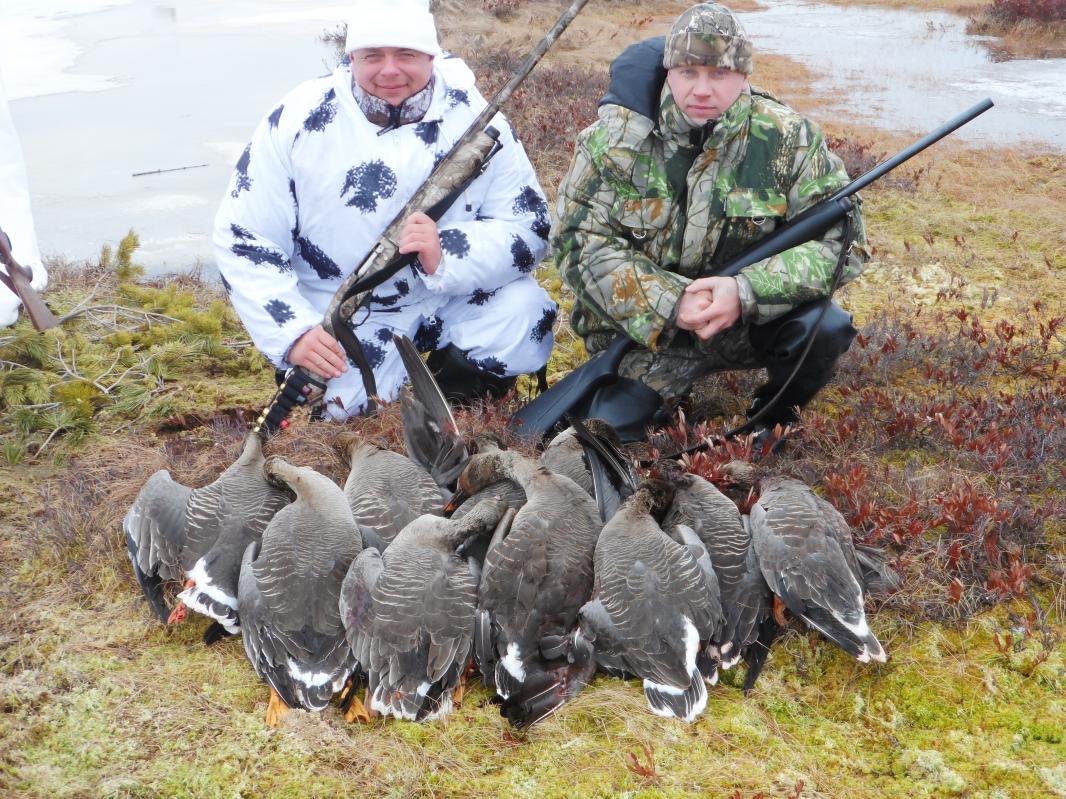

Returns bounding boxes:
[0,65,45,286]
[212,107,319,367]
[419,115,549,297]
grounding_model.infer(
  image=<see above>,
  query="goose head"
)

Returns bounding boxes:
[333,431,387,464]
[633,478,677,523]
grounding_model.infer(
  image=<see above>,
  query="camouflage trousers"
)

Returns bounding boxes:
[585,300,858,422]
[623,326,762,396]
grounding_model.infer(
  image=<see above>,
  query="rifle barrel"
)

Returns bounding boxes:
[831,98,994,201]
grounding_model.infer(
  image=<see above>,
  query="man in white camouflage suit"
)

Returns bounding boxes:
[214,0,556,418]
[554,2,868,444]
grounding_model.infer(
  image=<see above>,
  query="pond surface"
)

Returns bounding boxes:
[3,0,1064,272]
[737,0,1066,151]
[5,0,349,272]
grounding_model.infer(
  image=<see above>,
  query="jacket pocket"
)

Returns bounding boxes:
[612,196,672,250]
[721,187,787,250]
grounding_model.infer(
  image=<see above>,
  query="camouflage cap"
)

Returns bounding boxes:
[663,3,754,75]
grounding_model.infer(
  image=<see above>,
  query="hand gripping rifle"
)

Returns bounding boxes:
[509,98,995,441]
[0,227,59,332]
[252,0,592,437]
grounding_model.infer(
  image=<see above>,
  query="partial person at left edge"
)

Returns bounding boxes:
[0,64,49,329]
[213,0,557,420]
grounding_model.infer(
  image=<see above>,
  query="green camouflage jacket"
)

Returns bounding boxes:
[554,41,867,352]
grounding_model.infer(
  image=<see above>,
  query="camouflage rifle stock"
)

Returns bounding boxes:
[0,227,59,332]
[253,0,593,436]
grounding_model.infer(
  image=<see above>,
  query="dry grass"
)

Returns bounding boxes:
[967,15,1066,58]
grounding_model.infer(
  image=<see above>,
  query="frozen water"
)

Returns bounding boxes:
[738,1,1066,150]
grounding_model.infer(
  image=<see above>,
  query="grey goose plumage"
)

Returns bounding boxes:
[461,448,602,728]
[123,433,290,634]
[337,431,445,549]
[749,476,887,664]
[238,457,364,722]
[341,500,511,721]
[579,480,724,722]
[658,460,772,671]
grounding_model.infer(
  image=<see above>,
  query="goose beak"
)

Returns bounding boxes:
[443,488,469,517]
[166,602,187,625]
[166,579,195,624]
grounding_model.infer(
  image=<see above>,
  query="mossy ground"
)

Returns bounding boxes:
[1,1,1064,797]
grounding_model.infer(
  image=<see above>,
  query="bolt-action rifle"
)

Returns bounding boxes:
[0,227,59,332]
[509,98,995,441]
[253,0,593,437]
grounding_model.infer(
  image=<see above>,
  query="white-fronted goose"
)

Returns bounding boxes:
[237,457,365,726]
[657,460,771,671]
[579,480,723,722]
[340,500,512,721]
[124,434,290,638]
[336,432,445,549]
[461,449,602,728]
[749,476,887,664]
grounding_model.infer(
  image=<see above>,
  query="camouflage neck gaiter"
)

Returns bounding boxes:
[352,75,436,132]
[658,81,753,148]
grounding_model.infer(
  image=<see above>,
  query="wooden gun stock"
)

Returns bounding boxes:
[0,231,59,331]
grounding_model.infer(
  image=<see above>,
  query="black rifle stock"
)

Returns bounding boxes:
[253,0,593,436]
[509,98,995,439]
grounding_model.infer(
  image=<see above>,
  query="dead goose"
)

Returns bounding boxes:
[749,476,887,664]
[237,457,365,726]
[579,479,724,722]
[340,500,512,721]
[336,432,445,549]
[656,460,772,672]
[461,449,602,728]
[123,433,290,638]
[447,433,527,523]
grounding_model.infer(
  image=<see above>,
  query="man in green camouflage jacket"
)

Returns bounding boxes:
[554,2,867,443]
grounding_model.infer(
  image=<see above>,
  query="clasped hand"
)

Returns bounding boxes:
[675,276,742,340]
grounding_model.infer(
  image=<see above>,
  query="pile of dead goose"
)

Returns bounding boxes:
[124,336,896,729]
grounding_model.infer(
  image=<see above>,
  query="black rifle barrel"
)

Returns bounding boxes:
[830,97,994,201]
[716,98,994,277]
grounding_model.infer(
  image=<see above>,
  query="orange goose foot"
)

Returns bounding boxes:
[266,687,290,728]
[772,595,788,627]
[343,689,373,724]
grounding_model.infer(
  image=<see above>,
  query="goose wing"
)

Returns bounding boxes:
[344,448,444,546]
[340,546,384,670]
[664,474,751,611]
[124,470,195,621]
[395,334,468,489]
[751,478,885,663]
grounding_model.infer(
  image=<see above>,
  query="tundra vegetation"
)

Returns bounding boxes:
[1,0,1063,797]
